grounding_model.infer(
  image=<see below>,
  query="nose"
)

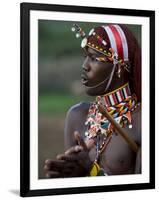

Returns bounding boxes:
[82,57,90,72]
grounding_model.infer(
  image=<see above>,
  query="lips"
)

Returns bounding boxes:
[81,73,89,85]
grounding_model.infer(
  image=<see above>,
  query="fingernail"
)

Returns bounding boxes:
[46,173,50,178]
[57,155,62,159]
[44,165,49,170]
[45,159,51,164]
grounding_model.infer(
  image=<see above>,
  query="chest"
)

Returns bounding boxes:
[80,104,141,175]
[88,130,137,175]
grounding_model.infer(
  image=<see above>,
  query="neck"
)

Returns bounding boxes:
[96,82,131,107]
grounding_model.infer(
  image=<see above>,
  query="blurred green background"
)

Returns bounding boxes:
[38,20,141,179]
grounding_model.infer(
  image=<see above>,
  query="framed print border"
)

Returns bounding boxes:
[20,2,155,197]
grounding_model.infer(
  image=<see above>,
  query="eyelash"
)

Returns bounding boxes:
[90,56,97,61]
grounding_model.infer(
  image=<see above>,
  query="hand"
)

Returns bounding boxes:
[44,131,94,178]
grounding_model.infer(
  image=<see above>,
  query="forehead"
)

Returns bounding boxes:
[86,47,103,56]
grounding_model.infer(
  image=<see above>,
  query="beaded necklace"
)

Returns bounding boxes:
[85,82,140,162]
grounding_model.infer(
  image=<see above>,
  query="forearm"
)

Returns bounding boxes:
[134,147,141,174]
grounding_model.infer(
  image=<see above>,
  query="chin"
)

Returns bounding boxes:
[84,86,106,96]
[85,89,97,96]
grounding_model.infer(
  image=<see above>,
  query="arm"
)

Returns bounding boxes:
[132,108,141,174]
[44,102,92,178]
[135,147,141,174]
[64,102,90,149]
[44,131,93,178]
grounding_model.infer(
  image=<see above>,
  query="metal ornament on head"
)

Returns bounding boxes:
[71,24,88,48]
[71,23,130,65]
[71,24,86,38]
[71,24,131,92]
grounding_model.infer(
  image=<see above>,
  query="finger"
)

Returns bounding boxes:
[64,145,83,155]
[62,163,76,174]
[56,154,65,160]
[49,160,67,168]
[85,138,95,150]
[45,159,52,165]
[44,159,55,171]
[46,171,61,178]
[44,160,67,171]
[44,164,50,171]
[58,154,79,162]
[65,162,77,169]
[62,169,73,175]
[74,131,88,151]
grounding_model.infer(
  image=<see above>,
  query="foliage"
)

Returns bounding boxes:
[39,93,92,115]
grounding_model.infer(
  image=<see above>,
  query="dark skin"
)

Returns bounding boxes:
[44,48,141,178]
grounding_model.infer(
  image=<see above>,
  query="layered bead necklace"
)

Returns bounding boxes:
[85,82,140,162]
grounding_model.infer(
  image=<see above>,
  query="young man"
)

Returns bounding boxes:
[44,24,141,177]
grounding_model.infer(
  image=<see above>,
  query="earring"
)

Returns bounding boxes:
[117,65,122,78]
[124,63,131,73]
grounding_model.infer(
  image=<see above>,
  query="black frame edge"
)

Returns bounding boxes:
[21,2,154,17]
[21,182,155,197]
[149,11,155,189]
[20,2,155,197]
[20,2,30,197]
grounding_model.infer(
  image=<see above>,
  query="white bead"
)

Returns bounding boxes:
[102,40,107,46]
[76,33,80,38]
[81,38,87,48]
[88,28,94,36]
[71,27,75,32]
[85,131,89,136]
[129,124,132,129]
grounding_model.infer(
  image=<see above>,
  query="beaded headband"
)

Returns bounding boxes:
[71,24,130,66]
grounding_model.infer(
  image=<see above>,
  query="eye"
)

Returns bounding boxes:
[87,54,100,62]
[90,56,97,61]
[82,51,101,62]
[83,53,96,61]
[84,53,87,58]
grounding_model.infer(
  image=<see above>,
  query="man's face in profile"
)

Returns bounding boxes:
[81,47,113,96]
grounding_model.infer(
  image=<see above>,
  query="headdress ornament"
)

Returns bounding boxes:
[72,24,130,66]
[71,23,141,101]
[71,24,131,91]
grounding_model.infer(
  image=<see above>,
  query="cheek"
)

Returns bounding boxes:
[92,64,111,81]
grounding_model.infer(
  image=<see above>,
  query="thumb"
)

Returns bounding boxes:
[74,131,88,151]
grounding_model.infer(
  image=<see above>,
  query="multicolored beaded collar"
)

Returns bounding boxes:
[85,82,140,162]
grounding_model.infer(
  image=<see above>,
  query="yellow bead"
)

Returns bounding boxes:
[89,162,100,176]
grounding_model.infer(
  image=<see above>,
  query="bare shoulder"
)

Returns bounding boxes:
[67,102,90,117]
[65,102,90,131]
[64,102,90,149]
